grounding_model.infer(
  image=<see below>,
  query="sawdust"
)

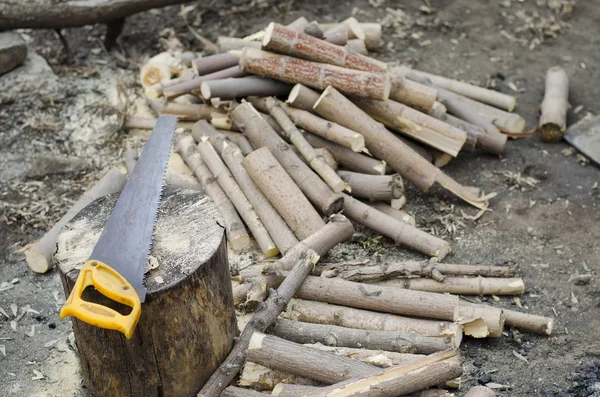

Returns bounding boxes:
[54,217,102,272]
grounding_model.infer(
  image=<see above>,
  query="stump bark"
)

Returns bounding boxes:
[55,187,238,397]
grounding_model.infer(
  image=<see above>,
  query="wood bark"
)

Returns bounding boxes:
[232,102,343,215]
[395,66,517,112]
[264,97,345,192]
[388,75,438,113]
[369,202,415,226]
[502,309,554,335]
[285,299,462,343]
[538,66,569,142]
[342,193,450,259]
[193,121,298,254]
[314,87,490,209]
[338,171,404,201]
[163,66,248,99]
[287,84,321,112]
[345,39,367,55]
[463,386,496,397]
[217,37,261,52]
[56,188,237,397]
[193,53,240,75]
[24,169,126,273]
[353,98,467,157]
[197,140,279,257]
[239,48,390,101]
[175,134,251,251]
[149,98,211,121]
[270,319,453,354]
[374,277,525,295]
[200,76,292,100]
[243,148,325,240]
[262,23,387,73]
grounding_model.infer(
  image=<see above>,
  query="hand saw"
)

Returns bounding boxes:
[60,115,177,339]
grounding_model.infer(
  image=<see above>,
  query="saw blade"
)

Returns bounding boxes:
[89,115,177,302]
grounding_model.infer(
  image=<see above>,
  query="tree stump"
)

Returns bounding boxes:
[55,187,238,397]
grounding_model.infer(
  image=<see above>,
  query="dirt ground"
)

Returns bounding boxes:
[1,0,599,396]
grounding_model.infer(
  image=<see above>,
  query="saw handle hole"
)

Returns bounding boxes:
[82,286,133,316]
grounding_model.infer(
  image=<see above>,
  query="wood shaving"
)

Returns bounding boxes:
[26,325,36,337]
[10,303,17,317]
[513,350,529,362]
[32,369,45,380]
[0,345,5,356]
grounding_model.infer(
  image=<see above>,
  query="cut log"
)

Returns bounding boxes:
[222,386,270,397]
[218,131,255,156]
[390,196,407,210]
[463,386,496,397]
[315,148,337,170]
[175,134,251,251]
[287,84,321,112]
[369,202,415,226]
[360,23,384,51]
[262,22,387,73]
[274,385,453,397]
[322,23,348,46]
[270,319,453,354]
[163,66,248,99]
[538,66,569,142]
[217,37,262,52]
[374,277,525,295]
[200,76,292,100]
[193,53,239,75]
[232,102,343,215]
[502,309,554,335]
[24,169,126,274]
[314,87,490,209]
[304,21,324,38]
[264,97,345,192]
[287,16,310,32]
[345,39,367,55]
[388,75,438,113]
[197,140,279,257]
[353,98,467,157]
[149,98,211,121]
[239,48,390,101]
[285,299,462,343]
[0,32,27,75]
[342,194,450,259]
[439,114,480,152]
[240,362,320,391]
[338,171,403,201]
[56,187,237,397]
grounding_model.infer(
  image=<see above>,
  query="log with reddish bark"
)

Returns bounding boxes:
[239,48,390,101]
[163,66,248,99]
[200,76,292,100]
[538,66,569,142]
[337,171,404,201]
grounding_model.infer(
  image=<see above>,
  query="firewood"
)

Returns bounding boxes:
[314,87,491,209]
[502,309,554,335]
[149,98,211,121]
[293,276,504,338]
[369,202,415,226]
[391,196,407,210]
[200,76,292,100]
[429,101,447,119]
[396,66,517,112]
[140,60,172,88]
[287,17,310,32]
[538,66,569,142]
[197,140,279,257]
[345,39,367,55]
[287,84,321,112]
[217,37,262,52]
[388,75,438,113]
[240,362,320,390]
[193,121,298,254]
[342,194,450,259]
[322,23,348,45]
[337,171,404,201]
[285,299,463,343]
[239,48,390,101]
[218,130,255,155]
[270,319,454,354]
[374,277,526,295]
[192,53,240,75]
[360,23,384,51]
[439,114,480,151]
[315,148,337,170]
[24,169,126,273]
[222,386,269,397]
[263,97,345,193]
[198,216,354,397]
[124,116,158,130]
[145,68,196,98]
[232,103,343,215]
[163,66,248,99]
[175,134,251,251]
[274,385,454,397]
[463,386,496,397]
[320,18,365,40]
[304,21,324,38]
[262,23,386,73]
[353,98,467,157]
[433,152,453,168]
[243,147,325,240]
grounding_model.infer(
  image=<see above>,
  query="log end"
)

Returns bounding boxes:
[200,82,212,100]
[231,235,253,251]
[390,196,406,210]
[262,22,276,48]
[264,246,281,259]
[539,123,564,143]
[25,248,51,274]
[145,86,162,99]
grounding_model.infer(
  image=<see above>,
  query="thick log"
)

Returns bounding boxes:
[389,75,438,113]
[338,171,403,201]
[217,37,261,52]
[200,76,292,100]
[369,202,415,226]
[463,386,496,397]
[149,98,211,121]
[232,103,343,215]
[175,134,251,251]
[263,23,386,73]
[287,84,321,112]
[163,66,248,99]
[342,194,450,259]
[270,319,452,354]
[314,87,490,209]
[538,66,569,142]
[353,98,467,157]
[239,48,390,101]
[56,188,237,397]
[24,169,126,274]
[193,53,239,75]
[375,277,525,295]
[243,148,325,240]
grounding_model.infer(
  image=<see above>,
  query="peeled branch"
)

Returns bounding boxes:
[200,76,292,100]
[538,66,569,142]
[287,84,321,112]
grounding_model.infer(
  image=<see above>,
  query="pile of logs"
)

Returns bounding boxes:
[124,17,550,397]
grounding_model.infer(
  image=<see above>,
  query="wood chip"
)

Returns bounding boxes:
[31,369,45,380]
[0,307,8,318]
[154,276,164,284]
[514,296,522,308]
[44,339,59,348]
[0,345,5,356]
[570,292,579,305]
[10,303,17,317]
[512,350,528,362]
[486,382,511,390]
[26,325,36,337]
[10,320,17,331]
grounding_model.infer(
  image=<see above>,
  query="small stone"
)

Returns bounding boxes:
[473,357,485,367]
[478,373,492,384]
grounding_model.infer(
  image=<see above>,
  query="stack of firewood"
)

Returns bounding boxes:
[126,17,550,397]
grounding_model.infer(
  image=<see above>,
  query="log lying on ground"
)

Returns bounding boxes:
[502,309,554,335]
[262,23,387,73]
[193,53,239,75]
[24,169,126,273]
[175,134,251,251]
[197,216,354,397]
[232,103,343,215]
[287,16,310,32]
[338,171,403,201]
[264,97,345,193]
[124,116,159,130]
[353,98,467,158]
[287,84,321,112]
[374,277,525,295]
[388,75,438,113]
[396,66,517,112]
[149,98,211,121]
[343,193,450,259]
[273,385,454,397]
[369,202,415,226]
[240,362,320,390]
[270,319,453,354]
[538,66,569,142]
[463,386,496,397]
[285,299,463,343]
[239,48,390,101]
[217,37,262,52]
[320,17,365,40]
[243,148,325,240]
[201,76,292,100]
[198,140,279,257]
[163,66,248,99]
[439,114,480,151]
[314,87,490,209]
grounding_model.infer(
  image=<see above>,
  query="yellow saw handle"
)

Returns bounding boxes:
[60,260,142,339]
